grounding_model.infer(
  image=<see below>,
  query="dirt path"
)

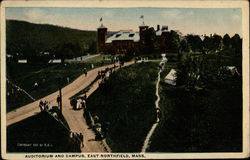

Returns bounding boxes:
[7,61,133,152]
[141,62,163,152]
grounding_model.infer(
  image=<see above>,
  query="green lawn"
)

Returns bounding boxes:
[6,56,113,112]
[84,54,108,63]
[86,62,159,152]
[7,111,80,152]
[148,64,242,152]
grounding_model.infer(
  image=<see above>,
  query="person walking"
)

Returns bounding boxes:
[156,107,161,123]
[78,98,83,109]
[39,100,44,112]
[57,95,61,107]
[84,68,87,76]
[34,82,38,89]
[95,129,102,141]
[44,101,49,111]
[102,122,109,138]
[81,99,86,111]
[47,102,52,111]
[93,115,99,124]
[79,133,84,148]
[83,94,87,101]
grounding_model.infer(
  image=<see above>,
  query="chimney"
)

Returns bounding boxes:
[157,25,160,31]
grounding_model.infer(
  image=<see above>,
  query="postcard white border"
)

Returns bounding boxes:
[1,0,249,159]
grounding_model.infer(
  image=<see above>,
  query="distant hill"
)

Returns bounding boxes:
[6,20,97,58]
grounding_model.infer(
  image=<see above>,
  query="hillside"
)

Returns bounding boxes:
[86,62,158,152]
[7,111,81,152]
[6,20,97,57]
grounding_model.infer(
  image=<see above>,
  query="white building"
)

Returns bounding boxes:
[164,69,177,86]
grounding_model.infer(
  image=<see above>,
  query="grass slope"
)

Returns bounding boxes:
[86,62,158,152]
[7,111,80,152]
[148,64,242,152]
[6,55,112,112]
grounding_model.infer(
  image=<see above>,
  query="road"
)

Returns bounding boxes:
[6,61,133,152]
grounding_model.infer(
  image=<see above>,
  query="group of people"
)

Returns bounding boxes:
[39,100,52,112]
[92,116,102,140]
[134,57,149,64]
[71,94,87,110]
[38,95,62,120]
[88,115,108,141]
[97,64,119,87]
[71,132,84,148]
[76,98,86,110]
[84,107,108,141]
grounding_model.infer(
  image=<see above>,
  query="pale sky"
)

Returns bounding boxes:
[6,7,242,36]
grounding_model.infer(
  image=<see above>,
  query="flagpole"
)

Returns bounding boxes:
[140,15,144,25]
[100,17,103,25]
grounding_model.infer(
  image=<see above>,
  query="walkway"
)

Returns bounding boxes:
[141,62,163,152]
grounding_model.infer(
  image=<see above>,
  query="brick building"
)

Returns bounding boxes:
[97,23,172,55]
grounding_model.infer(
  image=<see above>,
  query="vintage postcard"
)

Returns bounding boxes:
[1,0,249,159]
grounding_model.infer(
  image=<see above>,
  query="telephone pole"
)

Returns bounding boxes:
[59,88,62,113]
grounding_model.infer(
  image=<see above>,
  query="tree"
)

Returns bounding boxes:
[211,34,223,51]
[87,41,97,54]
[231,34,242,54]
[176,54,203,89]
[143,27,158,54]
[22,41,41,63]
[203,36,213,52]
[231,34,242,70]
[167,30,181,53]
[186,35,203,52]
[222,34,231,49]
[55,43,81,63]
[180,39,191,53]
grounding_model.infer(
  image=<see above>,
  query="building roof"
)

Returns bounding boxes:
[165,69,177,81]
[106,30,140,43]
[164,69,177,85]
[156,27,169,36]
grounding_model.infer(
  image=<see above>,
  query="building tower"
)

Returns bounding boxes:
[97,23,107,53]
[139,22,149,45]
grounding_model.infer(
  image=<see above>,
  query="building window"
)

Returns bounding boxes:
[129,34,135,37]
[115,34,121,38]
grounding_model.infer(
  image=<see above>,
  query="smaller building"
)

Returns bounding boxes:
[226,66,240,76]
[18,59,27,63]
[165,69,177,85]
[48,59,61,63]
